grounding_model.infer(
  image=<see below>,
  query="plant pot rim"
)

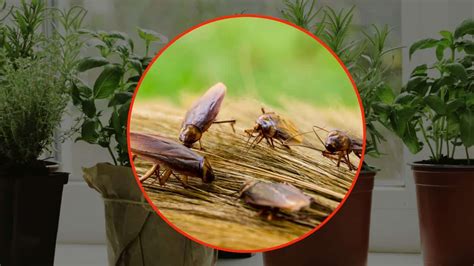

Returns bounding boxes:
[410,161,474,170]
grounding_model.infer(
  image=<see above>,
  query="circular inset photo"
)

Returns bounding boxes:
[128,15,365,252]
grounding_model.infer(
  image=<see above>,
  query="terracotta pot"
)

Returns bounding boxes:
[263,171,375,266]
[0,171,68,266]
[412,162,474,266]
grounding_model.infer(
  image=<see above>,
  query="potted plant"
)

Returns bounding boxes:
[378,20,473,265]
[0,1,84,264]
[71,25,217,265]
[264,1,398,265]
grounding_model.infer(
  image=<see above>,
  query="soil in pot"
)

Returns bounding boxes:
[263,171,375,266]
[0,164,68,266]
[412,162,474,266]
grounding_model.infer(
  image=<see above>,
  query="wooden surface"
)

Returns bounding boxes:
[130,97,362,250]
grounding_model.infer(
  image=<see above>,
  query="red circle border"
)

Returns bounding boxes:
[126,14,367,253]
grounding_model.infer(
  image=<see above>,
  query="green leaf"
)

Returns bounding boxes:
[446,99,465,113]
[81,99,96,118]
[467,93,474,107]
[406,76,428,94]
[93,65,124,99]
[411,64,428,77]
[80,120,99,143]
[128,58,143,74]
[375,85,395,104]
[108,92,133,107]
[71,83,81,106]
[460,111,474,147]
[77,56,109,72]
[440,30,453,42]
[402,122,423,154]
[395,91,418,105]
[107,31,128,40]
[424,95,447,115]
[409,38,439,59]
[390,106,417,137]
[436,44,446,61]
[137,27,168,43]
[463,41,474,54]
[454,19,474,39]
[110,110,122,134]
[445,62,467,80]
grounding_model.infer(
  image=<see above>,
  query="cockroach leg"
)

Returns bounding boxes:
[336,152,343,167]
[246,132,262,151]
[181,176,189,187]
[198,140,204,150]
[139,164,159,183]
[345,152,356,171]
[270,138,275,148]
[278,139,291,150]
[267,212,274,221]
[159,169,172,186]
[213,119,236,133]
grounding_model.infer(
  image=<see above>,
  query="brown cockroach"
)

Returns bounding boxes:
[244,108,305,149]
[179,82,236,149]
[238,181,313,220]
[287,126,362,171]
[130,132,215,186]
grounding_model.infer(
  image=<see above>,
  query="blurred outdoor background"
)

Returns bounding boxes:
[137,17,358,110]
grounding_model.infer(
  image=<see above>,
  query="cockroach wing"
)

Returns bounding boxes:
[243,182,311,212]
[273,115,306,145]
[130,132,203,174]
[182,82,227,132]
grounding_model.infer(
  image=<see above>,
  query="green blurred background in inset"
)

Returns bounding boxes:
[137,17,358,109]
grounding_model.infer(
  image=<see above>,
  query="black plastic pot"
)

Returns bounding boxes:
[412,162,474,266]
[0,171,68,266]
[263,171,376,266]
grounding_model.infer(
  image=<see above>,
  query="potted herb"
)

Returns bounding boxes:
[72,26,217,265]
[0,1,84,264]
[265,1,397,265]
[379,20,473,264]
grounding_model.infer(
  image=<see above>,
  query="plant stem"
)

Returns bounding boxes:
[419,118,436,160]
[107,144,118,166]
[467,146,471,165]
[97,119,118,165]
[445,118,450,158]
[451,138,457,158]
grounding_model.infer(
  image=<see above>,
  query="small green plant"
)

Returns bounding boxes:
[281,1,399,167]
[379,19,474,164]
[0,0,85,169]
[71,28,166,166]
[0,54,66,166]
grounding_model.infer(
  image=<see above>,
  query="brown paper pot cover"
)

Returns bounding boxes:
[412,163,474,265]
[83,163,217,266]
[263,171,375,266]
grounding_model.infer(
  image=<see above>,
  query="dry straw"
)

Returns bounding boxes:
[131,97,361,250]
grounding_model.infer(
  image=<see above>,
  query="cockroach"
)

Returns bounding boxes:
[238,181,312,220]
[130,132,215,186]
[244,108,304,149]
[287,126,362,171]
[179,82,236,149]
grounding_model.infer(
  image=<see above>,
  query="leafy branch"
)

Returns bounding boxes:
[71,28,166,166]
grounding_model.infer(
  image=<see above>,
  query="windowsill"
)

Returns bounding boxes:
[55,244,423,265]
